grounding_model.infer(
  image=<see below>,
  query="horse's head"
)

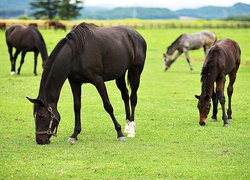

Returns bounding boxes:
[27,97,60,145]
[163,53,172,71]
[195,95,211,126]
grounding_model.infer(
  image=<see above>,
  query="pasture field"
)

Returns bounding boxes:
[0,25,250,179]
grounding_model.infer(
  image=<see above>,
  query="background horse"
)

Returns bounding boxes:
[163,30,216,72]
[44,21,57,29]
[195,38,240,126]
[6,25,48,75]
[0,22,6,30]
[54,22,66,31]
[27,22,147,145]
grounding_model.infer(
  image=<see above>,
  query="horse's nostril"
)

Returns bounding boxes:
[37,139,43,145]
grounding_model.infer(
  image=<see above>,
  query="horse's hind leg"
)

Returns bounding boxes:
[227,72,237,120]
[17,51,26,75]
[115,75,131,133]
[216,76,228,126]
[126,66,143,137]
[93,76,125,141]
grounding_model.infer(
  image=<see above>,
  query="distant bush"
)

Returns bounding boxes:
[18,15,30,20]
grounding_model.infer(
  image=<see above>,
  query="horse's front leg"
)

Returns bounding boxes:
[93,77,125,142]
[11,49,21,74]
[33,51,39,76]
[183,50,193,72]
[68,80,82,144]
[17,51,27,75]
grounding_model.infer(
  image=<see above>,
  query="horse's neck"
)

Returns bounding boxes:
[167,42,179,55]
[40,63,68,105]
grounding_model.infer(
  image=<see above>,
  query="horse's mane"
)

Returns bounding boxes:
[200,45,220,94]
[167,34,184,54]
[41,22,94,85]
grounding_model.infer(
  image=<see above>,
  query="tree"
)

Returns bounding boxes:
[29,0,84,20]
[58,0,84,20]
[30,0,60,19]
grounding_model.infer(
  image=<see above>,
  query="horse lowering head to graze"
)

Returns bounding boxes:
[0,22,6,30]
[27,22,147,144]
[163,30,216,72]
[54,22,66,31]
[195,38,240,127]
[5,24,48,75]
[44,21,57,29]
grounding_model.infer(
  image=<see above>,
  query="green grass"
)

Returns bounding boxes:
[0,26,250,179]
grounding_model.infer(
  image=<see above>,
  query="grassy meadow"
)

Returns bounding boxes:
[0,22,250,179]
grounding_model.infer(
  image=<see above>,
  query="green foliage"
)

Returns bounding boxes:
[224,14,250,21]
[29,0,83,20]
[18,15,30,20]
[0,26,250,179]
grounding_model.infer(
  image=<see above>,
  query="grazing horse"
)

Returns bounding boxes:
[44,21,57,29]
[54,22,66,31]
[195,38,240,126]
[27,22,147,145]
[0,22,6,30]
[163,30,216,72]
[5,25,48,75]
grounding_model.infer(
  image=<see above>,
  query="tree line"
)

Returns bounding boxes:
[30,0,84,20]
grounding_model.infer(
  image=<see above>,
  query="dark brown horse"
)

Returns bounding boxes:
[195,38,240,126]
[44,21,57,29]
[54,22,66,31]
[27,22,147,144]
[6,25,48,75]
[163,30,216,72]
[0,22,6,30]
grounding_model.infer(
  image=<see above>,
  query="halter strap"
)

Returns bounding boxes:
[36,107,59,137]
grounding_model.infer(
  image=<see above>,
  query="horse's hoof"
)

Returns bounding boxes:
[68,137,77,145]
[223,124,229,127]
[227,118,232,122]
[10,71,16,75]
[211,118,217,122]
[117,137,126,142]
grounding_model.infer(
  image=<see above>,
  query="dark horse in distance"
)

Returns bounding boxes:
[6,25,48,75]
[163,30,216,72]
[27,22,147,144]
[195,38,240,126]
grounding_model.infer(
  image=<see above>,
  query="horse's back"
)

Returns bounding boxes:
[207,38,240,74]
[6,24,44,50]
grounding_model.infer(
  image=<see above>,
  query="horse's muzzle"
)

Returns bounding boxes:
[199,117,206,126]
[36,135,50,145]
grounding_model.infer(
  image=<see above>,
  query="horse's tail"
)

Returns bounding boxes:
[213,32,217,45]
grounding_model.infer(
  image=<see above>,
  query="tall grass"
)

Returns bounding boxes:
[0,26,249,179]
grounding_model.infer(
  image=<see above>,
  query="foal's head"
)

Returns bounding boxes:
[163,53,172,71]
[195,95,211,126]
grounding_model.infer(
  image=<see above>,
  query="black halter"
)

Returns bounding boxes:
[36,107,59,137]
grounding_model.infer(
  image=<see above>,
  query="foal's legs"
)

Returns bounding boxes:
[211,89,218,121]
[183,49,193,72]
[93,76,125,141]
[227,72,237,120]
[216,76,228,126]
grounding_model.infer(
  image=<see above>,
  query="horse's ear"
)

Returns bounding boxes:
[163,53,166,57]
[26,97,45,107]
[195,95,200,100]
